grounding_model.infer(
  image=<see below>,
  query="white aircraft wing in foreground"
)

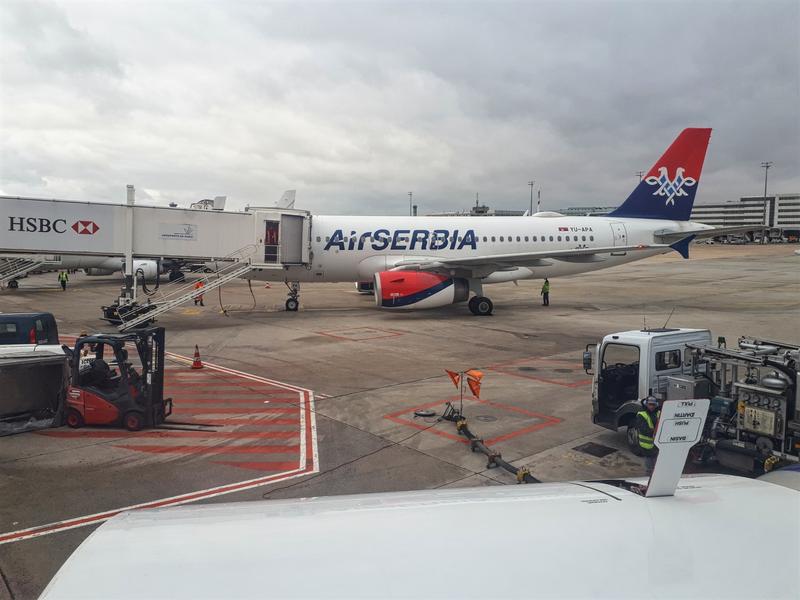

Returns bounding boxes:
[40,474,799,599]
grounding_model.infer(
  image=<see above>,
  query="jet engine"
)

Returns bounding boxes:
[373,272,469,310]
[132,259,164,281]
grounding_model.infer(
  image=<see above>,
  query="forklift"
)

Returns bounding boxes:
[63,327,172,431]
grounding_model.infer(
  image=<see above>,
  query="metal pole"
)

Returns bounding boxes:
[537,189,541,213]
[761,162,773,244]
[528,180,535,215]
[637,170,645,182]
[408,192,413,216]
[123,185,135,304]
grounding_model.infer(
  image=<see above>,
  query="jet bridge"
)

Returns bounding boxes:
[0,190,312,323]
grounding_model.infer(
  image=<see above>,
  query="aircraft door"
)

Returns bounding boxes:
[609,222,628,246]
[280,215,304,264]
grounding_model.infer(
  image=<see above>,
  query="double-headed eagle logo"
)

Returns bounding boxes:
[645,167,696,206]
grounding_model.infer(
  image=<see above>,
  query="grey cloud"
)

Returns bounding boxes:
[1,0,798,215]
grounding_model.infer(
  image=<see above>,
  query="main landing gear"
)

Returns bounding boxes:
[285,281,300,312]
[468,296,493,316]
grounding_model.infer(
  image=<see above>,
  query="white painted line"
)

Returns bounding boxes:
[1,351,320,546]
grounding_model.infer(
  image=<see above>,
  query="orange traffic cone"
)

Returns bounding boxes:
[191,345,204,369]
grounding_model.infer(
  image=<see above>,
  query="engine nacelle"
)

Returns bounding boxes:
[132,259,164,281]
[374,272,469,310]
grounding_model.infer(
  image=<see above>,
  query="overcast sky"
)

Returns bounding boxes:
[1,0,798,214]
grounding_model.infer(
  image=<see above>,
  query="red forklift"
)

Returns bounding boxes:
[63,327,172,431]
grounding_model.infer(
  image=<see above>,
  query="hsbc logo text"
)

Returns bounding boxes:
[8,217,100,235]
[72,220,100,235]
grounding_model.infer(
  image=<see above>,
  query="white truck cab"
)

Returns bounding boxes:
[586,328,712,452]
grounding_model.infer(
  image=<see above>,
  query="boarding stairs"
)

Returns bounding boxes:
[117,245,262,331]
[0,255,62,289]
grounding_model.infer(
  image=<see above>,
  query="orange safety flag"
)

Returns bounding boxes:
[467,377,481,398]
[445,369,461,389]
[465,369,484,381]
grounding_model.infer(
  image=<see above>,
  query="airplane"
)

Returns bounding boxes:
[38,407,799,598]
[245,128,749,315]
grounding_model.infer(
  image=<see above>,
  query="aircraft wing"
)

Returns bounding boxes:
[390,244,668,275]
[655,225,764,243]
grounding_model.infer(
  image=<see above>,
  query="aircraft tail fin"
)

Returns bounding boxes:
[609,128,712,221]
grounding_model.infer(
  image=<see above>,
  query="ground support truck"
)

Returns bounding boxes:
[586,328,799,474]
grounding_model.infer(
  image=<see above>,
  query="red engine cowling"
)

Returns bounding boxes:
[373,272,469,310]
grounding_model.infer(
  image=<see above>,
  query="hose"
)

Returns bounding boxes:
[453,416,541,483]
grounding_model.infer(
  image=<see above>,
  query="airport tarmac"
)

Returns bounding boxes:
[1,243,798,598]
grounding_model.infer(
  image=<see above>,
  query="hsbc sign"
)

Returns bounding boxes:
[7,217,100,235]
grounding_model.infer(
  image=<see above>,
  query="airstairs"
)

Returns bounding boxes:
[117,245,262,331]
[0,255,62,289]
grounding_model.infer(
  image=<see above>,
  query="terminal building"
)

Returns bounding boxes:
[689,194,800,236]
[560,194,800,238]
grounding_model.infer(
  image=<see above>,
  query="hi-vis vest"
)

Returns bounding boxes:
[637,410,660,450]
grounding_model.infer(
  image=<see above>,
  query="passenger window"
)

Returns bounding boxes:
[491,236,496,242]
[549,236,554,241]
[656,349,682,371]
[499,236,504,242]
[533,236,537,241]
[316,236,321,242]
[483,236,487,242]
[565,236,570,241]
[557,236,562,242]
[582,235,586,241]
[590,236,594,241]
[524,236,529,242]
[325,236,330,242]
[516,236,521,242]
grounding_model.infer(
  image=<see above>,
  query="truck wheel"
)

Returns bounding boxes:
[124,411,144,431]
[627,424,642,456]
[65,409,84,428]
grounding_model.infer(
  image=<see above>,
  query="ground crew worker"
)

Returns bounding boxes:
[540,278,550,306]
[57,271,69,291]
[193,279,205,306]
[637,395,661,475]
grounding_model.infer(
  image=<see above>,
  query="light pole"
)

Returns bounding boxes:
[761,162,773,244]
[408,192,413,216]
[528,180,535,215]
[636,170,645,182]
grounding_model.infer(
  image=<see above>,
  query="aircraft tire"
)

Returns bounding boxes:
[470,296,493,316]
[8,279,18,289]
[285,298,299,312]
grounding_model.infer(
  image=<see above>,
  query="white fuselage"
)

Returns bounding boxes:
[247,215,711,284]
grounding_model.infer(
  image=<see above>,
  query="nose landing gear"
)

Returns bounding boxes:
[285,282,300,311]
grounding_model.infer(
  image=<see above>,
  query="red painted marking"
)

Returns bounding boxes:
[40,430,298,439]
[171,397,299,404]
[384,396,561,445]
[0,467,313,545]
[174,418,301,426]
[115,444,300,454]
[172,407,299,414]
[213,461,300,472]
[487,357,592,388]
[315,327,403,342]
